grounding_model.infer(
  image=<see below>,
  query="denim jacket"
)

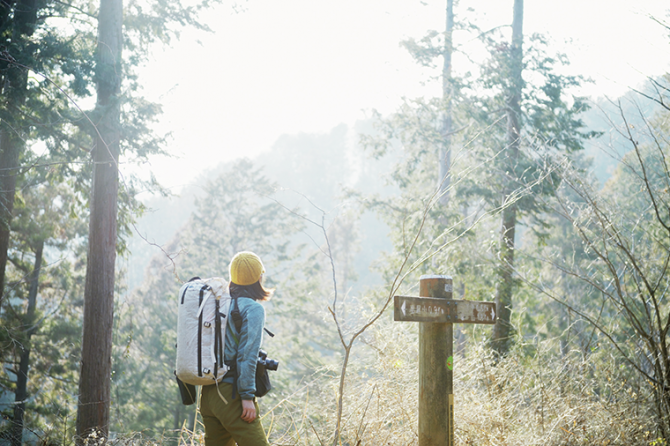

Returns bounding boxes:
[222,296,265,400]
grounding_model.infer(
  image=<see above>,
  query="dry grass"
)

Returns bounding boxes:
[454,344,655,446]
[251,335,660,446]
[108,336,661,446]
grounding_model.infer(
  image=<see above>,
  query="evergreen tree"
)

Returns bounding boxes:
[0,173,87,443]
[361,0,596,357]
[490,0,524,355]
[472,10,597,355]
[0,0,97,307]
[74,0,223,438]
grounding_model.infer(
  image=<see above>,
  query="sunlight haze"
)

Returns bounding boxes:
[139,0,669,194]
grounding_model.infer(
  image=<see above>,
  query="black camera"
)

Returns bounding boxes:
[258,349,279,371]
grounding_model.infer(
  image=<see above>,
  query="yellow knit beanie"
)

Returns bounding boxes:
[229,251,265,286]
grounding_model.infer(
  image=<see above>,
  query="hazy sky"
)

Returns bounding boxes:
[136,0,669,195]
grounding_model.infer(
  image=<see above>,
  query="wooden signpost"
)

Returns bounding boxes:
[394,275,496,446]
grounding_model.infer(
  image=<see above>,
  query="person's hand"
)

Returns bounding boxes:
[241,399,256,423]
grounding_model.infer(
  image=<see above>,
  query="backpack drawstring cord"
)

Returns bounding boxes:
[215,378,229,404]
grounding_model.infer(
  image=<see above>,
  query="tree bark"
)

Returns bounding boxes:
[491,0,523,356]
[75,0,122,441]
[437,0,454,205]
[0,132,21,307]
[10,241,43,446]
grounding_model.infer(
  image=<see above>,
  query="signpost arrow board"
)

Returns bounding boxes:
[394,295,496,324]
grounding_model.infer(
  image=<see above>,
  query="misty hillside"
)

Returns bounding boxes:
[125,120,400,294]
[125,89,658,295]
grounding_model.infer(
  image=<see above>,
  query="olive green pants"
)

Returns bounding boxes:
[200,382,270,446]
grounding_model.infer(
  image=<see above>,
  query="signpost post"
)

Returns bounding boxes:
[394,275,496,446]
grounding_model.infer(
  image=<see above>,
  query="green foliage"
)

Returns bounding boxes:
[463,33,596,218]
[0,0,97,143]
[400,30,445,69]
[0,0,222,441]
[0,174,86,439]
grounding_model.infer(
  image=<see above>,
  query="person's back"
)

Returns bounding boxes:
[221,296,265,399]
[200,251,272,446]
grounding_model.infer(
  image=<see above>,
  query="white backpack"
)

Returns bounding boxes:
[175,277,232,386]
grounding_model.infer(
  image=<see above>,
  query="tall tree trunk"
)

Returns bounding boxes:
[437,0,454,205]
[491,0,523,356]
[10,240,43,446]
[0,132,21,307]
[76,0,122,441]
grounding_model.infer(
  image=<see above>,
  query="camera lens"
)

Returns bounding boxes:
[265,358,279,371]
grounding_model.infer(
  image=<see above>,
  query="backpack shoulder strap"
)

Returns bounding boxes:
[231,296,243,334]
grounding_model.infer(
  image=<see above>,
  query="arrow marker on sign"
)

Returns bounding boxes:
[401,300,407,316]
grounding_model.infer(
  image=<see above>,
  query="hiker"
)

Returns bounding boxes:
[199,251,272,446]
